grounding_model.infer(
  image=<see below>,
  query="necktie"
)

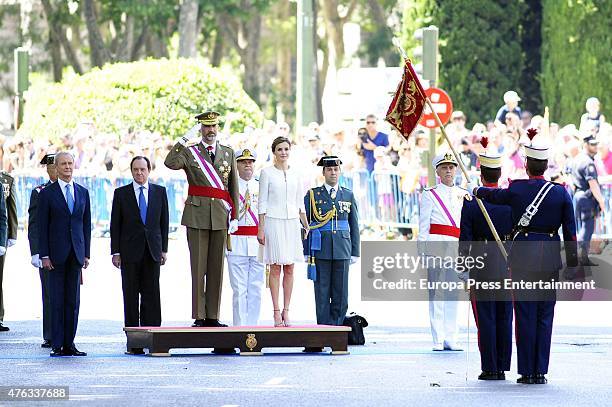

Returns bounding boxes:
[207,145,215,162]
[139,186,147,224]
[330,187,336,200]
[65,184,74,213]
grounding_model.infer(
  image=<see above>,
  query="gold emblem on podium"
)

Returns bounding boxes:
[246,334,257,351]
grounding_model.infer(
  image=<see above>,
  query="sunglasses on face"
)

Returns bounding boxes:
[366,121,376,124]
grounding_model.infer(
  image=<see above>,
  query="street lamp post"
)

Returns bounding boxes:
[297,0,317,128]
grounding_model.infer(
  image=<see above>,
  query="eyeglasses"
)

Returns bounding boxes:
[366,121,376,124]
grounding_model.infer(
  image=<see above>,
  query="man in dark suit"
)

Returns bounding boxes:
[303,156,360,328]
[38,152,91,357]
[27,154,58,347]
[110,156,169,339]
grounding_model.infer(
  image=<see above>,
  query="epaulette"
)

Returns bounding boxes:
[35,184,45,192]
[0,171,13,180]
[340,186,351,192]
[423,185,437,191]
[185,140,199,147]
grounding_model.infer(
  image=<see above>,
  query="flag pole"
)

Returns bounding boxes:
[393,40,508,260]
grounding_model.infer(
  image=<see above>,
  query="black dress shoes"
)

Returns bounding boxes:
[50,348,64,357]
[212,348,237,354]
[534,374,548,384]
[192,319,205,327]
[580,257,598,267]
[517,374,535,384]
[497,371,506,380]
[125,348,145,355]
[202,319,228,328]
[41,339,52,348]
[64,346,87,356]
[0,323,9,332]
[478,371,502,380]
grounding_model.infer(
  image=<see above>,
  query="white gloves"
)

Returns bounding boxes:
[228,219,239,234]
[7,239,16,247]
[466,182,478,196]
[0,246,5,256]
[350,256,359,265]
[304,255,309,263]
[178,123,201,146]
[31,254,42,268]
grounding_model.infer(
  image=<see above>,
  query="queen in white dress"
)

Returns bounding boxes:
[258,136,310,327]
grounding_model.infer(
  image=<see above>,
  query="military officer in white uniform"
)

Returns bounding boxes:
[226,148,265,326]
[418,152,467,351]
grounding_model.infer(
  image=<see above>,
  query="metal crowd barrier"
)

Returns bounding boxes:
[12,173,612,238]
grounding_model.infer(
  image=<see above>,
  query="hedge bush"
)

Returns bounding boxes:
[18,58,264,141]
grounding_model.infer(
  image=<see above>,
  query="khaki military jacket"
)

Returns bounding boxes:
[165,140,239,230]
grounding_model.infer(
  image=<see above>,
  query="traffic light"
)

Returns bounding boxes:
[413,25,438,83]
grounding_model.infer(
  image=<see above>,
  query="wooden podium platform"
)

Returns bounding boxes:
[123,325,351,356]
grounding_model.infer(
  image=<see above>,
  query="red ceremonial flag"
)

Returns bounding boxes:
[385,59,427,141]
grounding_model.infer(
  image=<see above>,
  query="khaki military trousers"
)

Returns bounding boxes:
[186,227,227,320]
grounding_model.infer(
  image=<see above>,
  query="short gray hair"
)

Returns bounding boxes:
[54,151,75,163]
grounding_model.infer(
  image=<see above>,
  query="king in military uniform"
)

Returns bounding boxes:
[303,156,360,328]
[27,154,58,346]
[472,129,579,384]
[164,111,239,328]
[459,140,513,380]
[0,166,17,332]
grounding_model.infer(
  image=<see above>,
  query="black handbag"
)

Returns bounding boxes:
[343,313,368,345]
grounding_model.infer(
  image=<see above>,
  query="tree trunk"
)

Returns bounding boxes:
[48,25,63,82]
[211,30,224,67]
[131,26,148,61]
[146,32,169,58]
[320,0,346,69]
[83,0,111,67]
[242,14,262,103]
[178,0,199,58]
[116,15,135,62]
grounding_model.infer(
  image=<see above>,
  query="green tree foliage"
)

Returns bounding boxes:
[519,0,542,115]
[401,0,437,62]
[541,0,611,125]
[433,0,524,125]
[18,59,263,141]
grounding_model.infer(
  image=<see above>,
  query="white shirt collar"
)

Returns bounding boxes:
[57,178,74,190]
[133,181,149,192]
[324,183,339,194]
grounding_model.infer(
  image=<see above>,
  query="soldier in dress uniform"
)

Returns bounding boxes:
[459,143,513,380]
[226,148,264,326]
[27,154,58,346]
[471,129,579,384]
[571,134,605,266]
[418,152,466,351]
[164,111,239,328]
[303,156,360,329]
[0,167,17,332]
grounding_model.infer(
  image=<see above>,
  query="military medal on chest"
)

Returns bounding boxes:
[218,160,231,185]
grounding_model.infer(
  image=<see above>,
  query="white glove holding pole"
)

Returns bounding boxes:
[466,182,479,196]
[7,239,16,247]
[0,246,6,256]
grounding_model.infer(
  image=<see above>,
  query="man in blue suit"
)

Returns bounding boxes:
[304,156,360,329]
[470,131,578,384]
[38,152,91,357]
[459,146,513,381]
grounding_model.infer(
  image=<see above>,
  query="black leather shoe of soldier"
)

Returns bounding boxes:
[50,348,64,357]
[192,319,205,327]
[534,374,548,384]
[65,345,87,356]
[203,319,228,327]
[0,323,9,332]
[478,371,500,380]
[580,257,598,267]
[497,371,506,380]
[41,339,52,348]
[517,375,535,384]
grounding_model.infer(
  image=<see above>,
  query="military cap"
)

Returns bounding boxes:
[40,153,56,165]
[432,151,457,168]
[317,156,342,167]
[582,134,599,145]
[236,148,257,161]
[524,128,549,160]
[195,111,220,126]
[478,136,502,169]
